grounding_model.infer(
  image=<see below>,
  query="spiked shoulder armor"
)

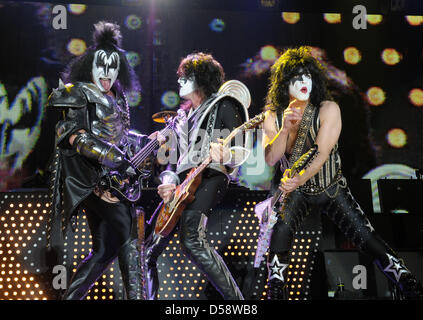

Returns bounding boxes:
[47,80,88,109]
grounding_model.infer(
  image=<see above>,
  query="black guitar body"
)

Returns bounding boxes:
[105,169,149,203]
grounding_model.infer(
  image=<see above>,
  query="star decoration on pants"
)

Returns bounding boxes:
[267,255,288,282]
[383,253,409,282]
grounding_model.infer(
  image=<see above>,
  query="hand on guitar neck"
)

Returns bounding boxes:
[279,167,306,194]
[209,138,231,164]
[148,130,167,144]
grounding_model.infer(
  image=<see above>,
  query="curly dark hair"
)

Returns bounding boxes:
[265,46,331,112]
[177,52,225,98]
[61,21,140,94]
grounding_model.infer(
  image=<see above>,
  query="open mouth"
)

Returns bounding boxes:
[100,78,111,91]
[300,87,308,94]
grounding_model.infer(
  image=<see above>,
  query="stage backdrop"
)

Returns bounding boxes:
[0,1,422,214]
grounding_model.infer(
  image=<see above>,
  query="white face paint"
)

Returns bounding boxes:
[288,71,312,101]
[92,50,120,93]
[177,76,197,98]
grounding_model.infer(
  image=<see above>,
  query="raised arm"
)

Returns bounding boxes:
[264,100,303,166]
[263,109,287,166]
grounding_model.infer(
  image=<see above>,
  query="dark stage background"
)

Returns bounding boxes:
[0,0,422,300]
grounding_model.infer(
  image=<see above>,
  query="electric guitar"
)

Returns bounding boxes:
[154,112,266,237]
[254,145,318,268]
[104,122,174,203]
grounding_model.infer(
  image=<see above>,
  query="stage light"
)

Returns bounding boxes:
[67,39,87,56]
[366,87,386,106]
[125,14,142,30]
[258,0,277,7]
[68,4,86,15]
[127,91,142,107]
[260,45,278,62]
[323,13,341,24]
[381,48,402,65]
[386,128,407,148]
[408,88,423,107]
[126,51,141,68]
[367,14,383,25]
[161,91,180,108]
[343,47,362,65]
[405,15,423,26]
[209,18,225,32]
[281,12,300,24]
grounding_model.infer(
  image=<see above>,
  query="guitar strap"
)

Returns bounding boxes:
[287,104,316,168]
[199,103,219,162]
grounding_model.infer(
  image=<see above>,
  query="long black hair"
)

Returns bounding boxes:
[61,21,140,94]
[265,46,331,112]
[177,52,225,98]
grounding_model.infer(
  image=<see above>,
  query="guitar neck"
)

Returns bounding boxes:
[271,167,299,209]
[178,113,267,190]
[132,125,172,167]
[271,189,283,208]
[179,125,241,189]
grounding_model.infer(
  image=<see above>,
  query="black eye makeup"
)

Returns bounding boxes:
[289,70,312,85]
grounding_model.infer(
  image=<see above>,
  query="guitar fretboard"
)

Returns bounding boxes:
[132,125,173,167]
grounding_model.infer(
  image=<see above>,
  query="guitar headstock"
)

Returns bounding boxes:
[291,145,319,176]
[222,112,266,146]
[242,112,266,130]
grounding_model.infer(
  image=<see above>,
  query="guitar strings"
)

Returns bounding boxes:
[131,126,173,167]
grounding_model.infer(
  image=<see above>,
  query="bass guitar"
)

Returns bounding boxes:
[104,122,174,203]
[154,112,266,237]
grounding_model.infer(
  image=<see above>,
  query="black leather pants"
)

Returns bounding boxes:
[180,210,244,300]
[145,226,176,300]
[62,193,144,300]
[145,210,243,300]
[267,182,423,300]
[145,170,243,300]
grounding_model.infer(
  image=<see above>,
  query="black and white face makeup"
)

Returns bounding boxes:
[92,49,120,93]
[177,75,197,98]
[288,67,312,101]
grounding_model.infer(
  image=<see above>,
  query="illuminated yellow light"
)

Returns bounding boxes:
[67,38,87,56]
[386,128,407,148]
[282,12,300,24]
[408,88,423,107]
[381,48,402,66]
[366,87,386,106]
[405,15,423,26]
[367,14,383,25]
[324,13,341,24]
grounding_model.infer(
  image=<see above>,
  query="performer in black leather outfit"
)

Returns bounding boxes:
[145,52,250,300]
[262,46,423,300]
[47,21,158,300]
